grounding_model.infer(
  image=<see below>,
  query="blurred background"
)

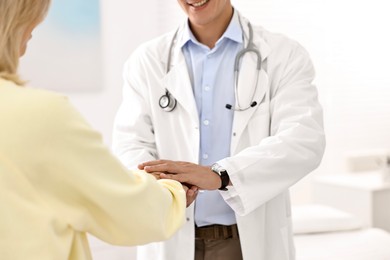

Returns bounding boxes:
[19,0,390,259]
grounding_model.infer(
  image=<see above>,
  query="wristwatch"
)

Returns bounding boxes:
[211,163,230,191]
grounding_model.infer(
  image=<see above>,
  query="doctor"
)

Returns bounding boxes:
[113,0,325,259]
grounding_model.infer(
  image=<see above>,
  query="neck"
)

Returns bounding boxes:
[190,7,234,49]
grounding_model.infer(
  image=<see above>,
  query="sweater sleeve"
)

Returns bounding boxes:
[34,95,185,245]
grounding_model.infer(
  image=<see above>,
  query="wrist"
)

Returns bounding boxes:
[211,163,230,191]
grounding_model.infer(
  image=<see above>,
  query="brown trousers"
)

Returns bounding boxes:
[195,237,243,260]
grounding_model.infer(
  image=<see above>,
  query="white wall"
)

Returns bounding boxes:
[69,1,154,145]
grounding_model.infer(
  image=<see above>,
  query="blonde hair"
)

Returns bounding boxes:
[0,0,51,85]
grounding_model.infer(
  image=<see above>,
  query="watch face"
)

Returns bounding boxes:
[211,163,225,174]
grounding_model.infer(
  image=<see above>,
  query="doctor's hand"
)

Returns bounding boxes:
[142,166,198,207]
[138,160,221,190]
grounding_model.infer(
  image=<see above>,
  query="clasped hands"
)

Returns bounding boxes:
[138,160,222,207]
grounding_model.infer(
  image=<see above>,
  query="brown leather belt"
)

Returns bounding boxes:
[195,224,239,240]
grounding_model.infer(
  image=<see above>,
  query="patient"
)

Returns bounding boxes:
[0,0,190,259]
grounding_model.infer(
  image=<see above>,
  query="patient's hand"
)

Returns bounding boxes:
[145,170,164,180]
[182,184,198,207]
[139,160,221,190]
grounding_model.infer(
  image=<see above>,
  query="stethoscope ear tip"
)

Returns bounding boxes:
[225,101,258,111]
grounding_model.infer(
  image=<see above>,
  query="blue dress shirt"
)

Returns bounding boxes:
[179,11,243,227]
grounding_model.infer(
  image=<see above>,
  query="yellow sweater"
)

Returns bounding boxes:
[0,78,185,259]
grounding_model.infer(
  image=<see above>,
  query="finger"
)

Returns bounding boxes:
[144,163,177,174]
[145,171,164,179]
[182,185,189,192]
[150,172,162,180]
[160,173,189,183]
[146,161,193,174]
[140,159,172,168]
[187,189,194,197]
[159,173,173,180]
[187,187,199,197]
[142,160,193,174]
[185,187,199,207]
[190,185,199,192]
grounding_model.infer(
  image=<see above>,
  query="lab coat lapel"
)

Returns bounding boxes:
[161,47,198,124]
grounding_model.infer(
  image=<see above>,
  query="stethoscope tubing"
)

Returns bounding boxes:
[160,14,262,112]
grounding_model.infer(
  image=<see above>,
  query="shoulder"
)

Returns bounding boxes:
[1,80,69,117]
[22,87,70,117]
[7,84,85,132]
[0,81,85,144]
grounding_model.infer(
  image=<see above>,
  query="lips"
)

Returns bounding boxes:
[187,0,209,8]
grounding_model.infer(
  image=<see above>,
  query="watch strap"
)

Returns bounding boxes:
[211,163,230,191]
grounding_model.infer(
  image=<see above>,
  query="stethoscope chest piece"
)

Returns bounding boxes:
[159,91,177,112]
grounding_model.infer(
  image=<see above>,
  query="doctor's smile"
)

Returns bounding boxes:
[187,0,210,8]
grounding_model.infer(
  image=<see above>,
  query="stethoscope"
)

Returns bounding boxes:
[159,16,262,112]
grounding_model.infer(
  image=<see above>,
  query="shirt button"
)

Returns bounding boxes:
[203,154,209,159]
[203,120,210,126]
[204,86,211,91]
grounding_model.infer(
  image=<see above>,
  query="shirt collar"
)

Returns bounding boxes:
[222,10,242,44]
[178,9,243,48]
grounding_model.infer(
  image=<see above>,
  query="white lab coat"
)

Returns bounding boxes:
[113,14,325,260]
